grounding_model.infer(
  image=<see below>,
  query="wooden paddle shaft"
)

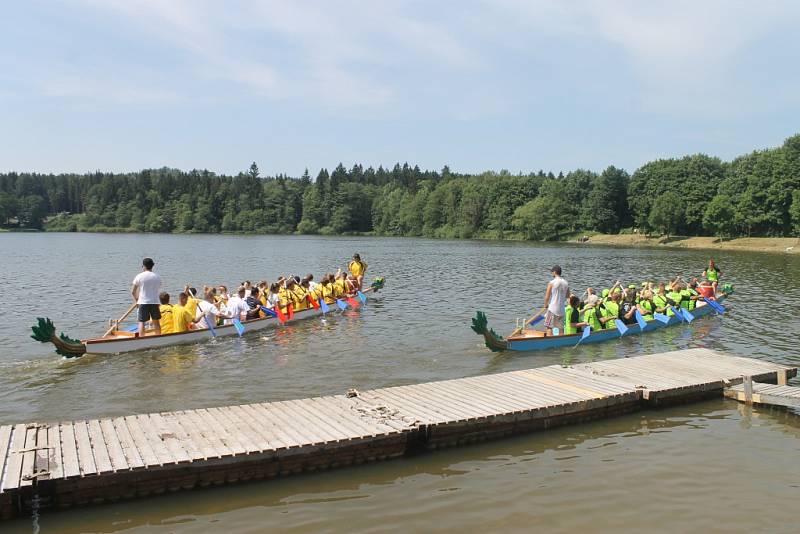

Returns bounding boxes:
[103,302,138,337]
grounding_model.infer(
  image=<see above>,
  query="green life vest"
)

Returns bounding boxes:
[583,307,602,332]
[602,301,620,329]
[653,294,667,312]
[680,288,698,310]
[707,268,718,282]
[667,291,682,314]
[640,300,654,321]
[564,304,578,335]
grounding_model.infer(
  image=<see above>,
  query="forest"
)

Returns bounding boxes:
[1,134,799,240]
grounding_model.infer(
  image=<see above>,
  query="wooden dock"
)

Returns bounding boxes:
[725,374,800,408]
[0,348,795,520]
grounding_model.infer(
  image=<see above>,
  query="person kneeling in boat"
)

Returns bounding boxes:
[637,290,655,321]
[563,295,589,335]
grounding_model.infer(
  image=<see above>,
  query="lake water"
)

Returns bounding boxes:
[1,233,800,533]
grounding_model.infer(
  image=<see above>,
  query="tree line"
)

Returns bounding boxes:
[1,134,799,239]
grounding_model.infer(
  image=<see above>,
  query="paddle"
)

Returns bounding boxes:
[512,307,546,336]
[260,305,277,318]
[634,309,647,331]
[232,318,245,337]
[670,306,685,323]
[204,313,217,337]
[357,290,367,304]
[654,312,670,324]
[307,294,320,310]
[702,297,725,314]
[347,296,360,308]
[574,326,591,348]
[287,303,295,321]
[680,308,695,323]
[274,306,287,324]
[614,319,629,337]
[103,302,138,337]
[319,299,330,314]
[336,299,348,311]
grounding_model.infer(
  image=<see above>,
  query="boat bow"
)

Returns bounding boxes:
[31,317,87,358]
[471,311,508,352]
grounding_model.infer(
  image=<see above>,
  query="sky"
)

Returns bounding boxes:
[1,0,799,177]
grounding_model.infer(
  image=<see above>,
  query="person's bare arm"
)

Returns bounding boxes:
[542,282,552,309]
[131,283,139,303]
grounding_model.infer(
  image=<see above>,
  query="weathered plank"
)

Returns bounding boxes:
[59,422,81,479]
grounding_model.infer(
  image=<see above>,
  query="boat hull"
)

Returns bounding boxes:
[497,298,725,352]
[84,295,375,355]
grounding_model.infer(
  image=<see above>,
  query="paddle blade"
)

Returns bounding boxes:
[347,297,360,308]
[307,295,320,309]
[654,312,670,324]
[614,319,629,336]
[319,299,330,314]
[357,290,367,304]
[260,305,277,318]
[670,307,685,322]
[703,298,725,314]
[275,307,287,324]
[529,315,545,327]
[287,303,295,321]
[336,299,348,311]
[634,310,647,330]
[205,316,217,337]
[232,318,245,337]
[681,308,695,323]
[581,326,591,340]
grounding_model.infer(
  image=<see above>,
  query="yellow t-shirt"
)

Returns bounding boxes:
[186,297,199,319]
[172,305,193,333]
[333,279,346,298]
[292,286,308,311]
[159,304,174,334]
[349,260,366,277]
[321,283,335,304]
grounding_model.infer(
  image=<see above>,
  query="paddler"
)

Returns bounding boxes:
[600,290,621,329]
[637,290,655,321]
[131,257,162,336]
[348,254,367,290]
[582,294,603,332]
[158,292,174,334]
[563,295,587,335]
[172,292,193,333]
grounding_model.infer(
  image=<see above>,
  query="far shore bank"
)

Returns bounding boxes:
[580,234,799,255]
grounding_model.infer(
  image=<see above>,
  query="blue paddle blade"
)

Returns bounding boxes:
[681,308,695,323]
[357,291,367,304]
[654,312,670,324]
[704,298,725,314]
[530,315,545,326]
[581,326,591,339]
[670,307,685,322]
[232,318,245,337]
[319,299,330,313]
[259,306,277,318]
[614,319,629,336]
[205,316,217,337]
[336,299,348,311]
[634,310,647,330]
[124,324,138,332]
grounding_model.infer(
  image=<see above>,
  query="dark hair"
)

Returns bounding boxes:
[159,291,170,305]
[353,253,361,261]
[569,295,579,307]
[179,292,188,302]
[143,257,155,270]
[270,282,280,292]
[188,287,197,297]
[251,287,260,297]
[305,274,314,281]
[551,265,561,275]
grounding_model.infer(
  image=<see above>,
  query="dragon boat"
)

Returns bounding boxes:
[32,278,385,358]
[472,290,729,353]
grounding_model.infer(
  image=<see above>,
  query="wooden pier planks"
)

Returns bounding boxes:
[0,348,796,519]
[725,381,800,408]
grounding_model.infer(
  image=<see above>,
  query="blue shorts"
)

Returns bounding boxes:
[138,304,161,322]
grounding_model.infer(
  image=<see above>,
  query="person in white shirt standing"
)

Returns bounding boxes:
[131,257,163,336]
[543,265,569,336]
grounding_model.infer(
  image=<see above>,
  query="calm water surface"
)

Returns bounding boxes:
[1,233,799,533]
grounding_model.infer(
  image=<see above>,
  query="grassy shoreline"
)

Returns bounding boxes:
[581,234,799,254]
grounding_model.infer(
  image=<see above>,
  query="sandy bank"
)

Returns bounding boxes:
[582,234,799,254]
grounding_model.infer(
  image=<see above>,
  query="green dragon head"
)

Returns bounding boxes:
[471,311,507,352]
[370,277,385,291]
[31,317,86,358]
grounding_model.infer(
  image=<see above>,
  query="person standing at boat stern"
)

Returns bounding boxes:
[543,265,569,336]
[131,257,162,336]
[349,254,367,290]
